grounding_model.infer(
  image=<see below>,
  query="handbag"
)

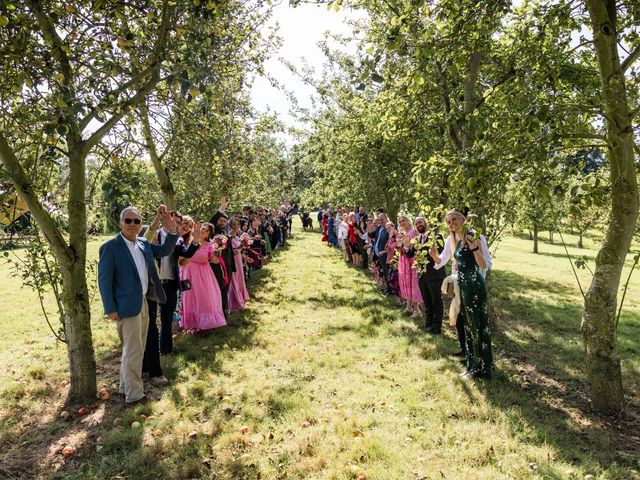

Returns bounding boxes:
[179,279,192,292]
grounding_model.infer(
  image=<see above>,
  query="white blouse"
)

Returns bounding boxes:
[434,234,492,277]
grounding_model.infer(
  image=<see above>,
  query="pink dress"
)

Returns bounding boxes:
[398,228,423,303]
[180,241,226,330]
[228,237,250,312]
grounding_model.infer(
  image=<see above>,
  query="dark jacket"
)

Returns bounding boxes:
[374,225,389,256]
[208,210,235,274]
[406,231,446,280]
[165,235,200,285]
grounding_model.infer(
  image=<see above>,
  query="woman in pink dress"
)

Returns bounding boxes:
[397,215,423,318]
[227,220,250,312]
[179,223,227,332]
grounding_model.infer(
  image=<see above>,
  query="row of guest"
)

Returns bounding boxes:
[98,198,292,406]
[317,206,493,380]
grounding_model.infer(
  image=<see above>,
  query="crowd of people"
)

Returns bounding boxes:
[98,197,293,406]
[318,206,493,380]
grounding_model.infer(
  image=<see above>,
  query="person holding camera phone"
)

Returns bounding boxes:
[430,208,493,379]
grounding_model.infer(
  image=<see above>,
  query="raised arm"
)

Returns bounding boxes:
[150,210,178,258]
[208,196,228,224]
[432,235,451,269]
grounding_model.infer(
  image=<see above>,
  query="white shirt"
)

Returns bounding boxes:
[435,234,492,277]
[121,233,149,295]
[157,229,174,280]
[338,221,348,240]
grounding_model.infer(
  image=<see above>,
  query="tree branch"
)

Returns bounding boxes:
[558,132,607,141]
[82,73,161,155]
[621,44,640,73]
[25,0,73,88]
[79,64,161,131]
[0,132,71,264]
[82,0,174,154]
[473,66,517,113]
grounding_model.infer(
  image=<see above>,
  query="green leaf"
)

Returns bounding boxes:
[371,72,384,83]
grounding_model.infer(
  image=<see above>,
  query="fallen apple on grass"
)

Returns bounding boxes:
[78,407,89,416]
[61,446,75,458]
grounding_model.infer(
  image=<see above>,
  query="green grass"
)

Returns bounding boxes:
[0,224,639,479]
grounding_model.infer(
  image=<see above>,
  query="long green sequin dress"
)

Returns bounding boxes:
[454,240,493,377]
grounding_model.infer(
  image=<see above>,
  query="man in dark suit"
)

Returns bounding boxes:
[373,211,389,289]
[98,205,178,405]
[407,216,446,334]
[208,196,235,316]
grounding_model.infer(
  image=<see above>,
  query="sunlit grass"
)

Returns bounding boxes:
[0,224,638,479]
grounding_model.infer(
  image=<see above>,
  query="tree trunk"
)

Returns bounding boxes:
[461,51,483,151]
[549,230,554,244]
[0,133,97,402]
[533,224,539,254]
[582,0,639,414]
[382,185,398,222]
[140,103,177,209]
[578,231,584,249]
[64,146,97,401]
[60,258,97,401]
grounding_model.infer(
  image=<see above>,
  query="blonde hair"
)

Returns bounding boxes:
[445,210,466,256]
[397,214,413,231]
[445,209,466,223]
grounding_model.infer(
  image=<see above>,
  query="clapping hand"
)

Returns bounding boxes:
[429,246,438,259]
[220,196,228,212]
[160,205,178,233]
[149,205,164,230]
[192,222,202,243]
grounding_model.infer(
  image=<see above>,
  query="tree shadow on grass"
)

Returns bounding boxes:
[0,241,295,479]
[472,268,640,473]
[305,252,640,474]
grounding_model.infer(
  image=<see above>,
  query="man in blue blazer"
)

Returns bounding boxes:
[98,205,178,405]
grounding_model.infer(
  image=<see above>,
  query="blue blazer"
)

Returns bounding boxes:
[98,233,178,318]
[374,225,389,256]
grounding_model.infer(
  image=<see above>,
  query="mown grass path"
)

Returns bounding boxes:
[4,226,638,479]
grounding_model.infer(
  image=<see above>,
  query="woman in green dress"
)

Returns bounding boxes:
[430,209,493,379]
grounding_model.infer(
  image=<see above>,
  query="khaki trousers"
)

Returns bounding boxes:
[116,301,149,403]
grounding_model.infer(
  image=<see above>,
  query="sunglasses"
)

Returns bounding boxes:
[123,218,141,224]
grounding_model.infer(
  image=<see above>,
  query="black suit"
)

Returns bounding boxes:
[408,232,446,332]
[208,211,235,314]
